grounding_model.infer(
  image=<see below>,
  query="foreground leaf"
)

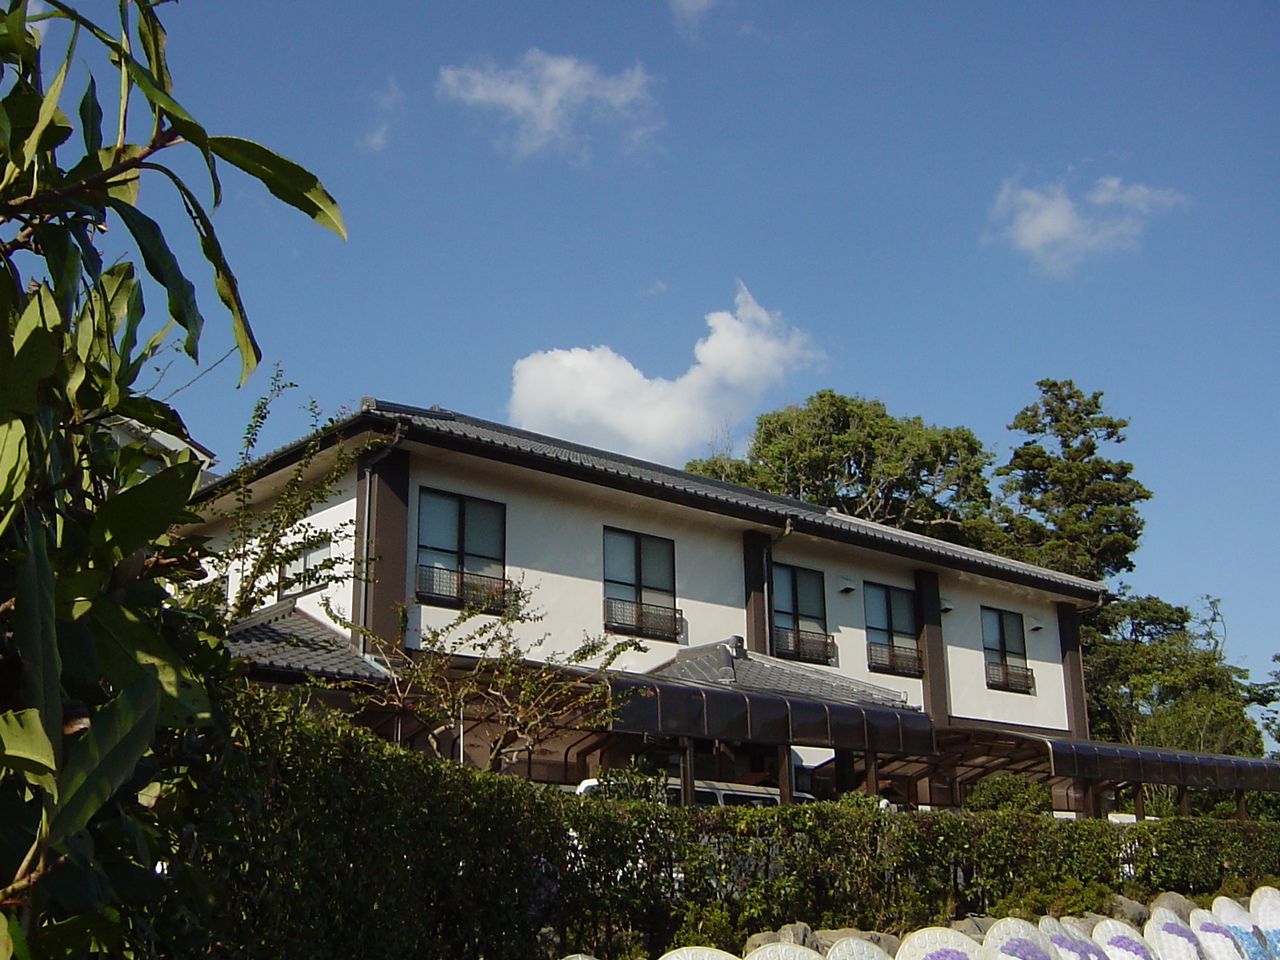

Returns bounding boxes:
[50,679,160,845]
[209,135,345,238]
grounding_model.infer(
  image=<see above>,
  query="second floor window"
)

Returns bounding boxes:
[416,488,507,610]
[771,563,833,664]
[603,528,680,641]
[864,582,923,677]
[278,540,331,600]
[982,606,1034,693]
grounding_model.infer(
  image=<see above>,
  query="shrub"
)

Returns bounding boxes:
[963,772,1053,813]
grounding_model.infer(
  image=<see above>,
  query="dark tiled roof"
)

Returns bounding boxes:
[652,637,916,711]
[196,397,1107,602]
[227,600,389,682]
[357,399,1107,602]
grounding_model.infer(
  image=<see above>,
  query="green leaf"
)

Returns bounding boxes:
[209,135,346,239]
[105,198,203,360]
[21,24,75,166]
[88,460,200,558]
[88,599,212,729]
[15,507,63,752]
[142,162,260,382]
[50,678,159,845]
[135,4,171,95]
[112,395,189,440]
[0,416,27,538]
[0,709,57,778]
[78,73,102,155]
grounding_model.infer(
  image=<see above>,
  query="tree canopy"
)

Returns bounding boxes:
[686,389,992,541]
[687,382,1273,764]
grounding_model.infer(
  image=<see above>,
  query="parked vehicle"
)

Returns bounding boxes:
[575,777,815,807]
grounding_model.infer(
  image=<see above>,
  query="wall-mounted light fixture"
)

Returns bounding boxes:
[940,599,954,613]
[837,578,857,595]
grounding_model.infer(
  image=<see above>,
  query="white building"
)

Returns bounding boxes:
[196,398,1280,815]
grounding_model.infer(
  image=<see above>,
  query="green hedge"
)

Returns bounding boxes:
[163,689,1280,959]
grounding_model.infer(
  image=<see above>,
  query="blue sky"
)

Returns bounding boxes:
[128,3,1277,688]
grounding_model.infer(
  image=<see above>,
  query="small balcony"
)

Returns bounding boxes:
[772,626,835,665]
[604,597,682,642]
[867,641,924,678]
[985,660,1035,694]
[416,565,512,614]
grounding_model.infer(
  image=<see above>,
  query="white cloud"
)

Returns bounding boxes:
[989,174,1186,277]
[360,76,403,153]
[639,279,668,297]
[508,282,817,463]
[438,49,657,160]
[668,0,721,39]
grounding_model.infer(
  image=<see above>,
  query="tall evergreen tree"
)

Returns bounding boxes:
[989,378,1151,582]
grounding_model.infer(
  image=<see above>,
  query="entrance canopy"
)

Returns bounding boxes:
[937,726,1280,792]
[609,673,935,756]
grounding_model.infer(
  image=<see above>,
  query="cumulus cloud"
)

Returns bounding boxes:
[508,282,817,463]
[990,175,1186,277]
[360,76,403,153]
[438,49,657,160]
[668,0,721,39]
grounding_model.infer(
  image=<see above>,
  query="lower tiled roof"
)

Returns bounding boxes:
[653,636,915,711]
[227,600,390,682]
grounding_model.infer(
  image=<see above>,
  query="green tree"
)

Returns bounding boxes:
[0,3,340,955]
[686,389,992,541]
[987,378,1151,582]
[1084,593,1267,759]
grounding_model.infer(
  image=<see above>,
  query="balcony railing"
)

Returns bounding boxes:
[772,626,835,665]
[985,660,1035,694]
[604,597,682,642]
[416,565,512,614]
[867,641,924,678]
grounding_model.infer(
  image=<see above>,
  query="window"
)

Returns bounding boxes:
[771,563,834,664]
[416,488,509,611]
[863,582,923,677]
[278,540,331,600]
[982,606,1034,693]
[603,528,681,641]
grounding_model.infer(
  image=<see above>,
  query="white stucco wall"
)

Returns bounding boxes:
[939,574,1070,731]
[399,449,1077,733]
[197,467,360,634]
[404,450,752,673]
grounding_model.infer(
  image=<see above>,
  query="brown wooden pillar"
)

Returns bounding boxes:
[1176,786,1190,816]
[778,745,795,803]
[353,447,410,653]
[679,737,695,807]
[833,749,858,795]
[1133,783,1146,821]
[864,751,880,798]
[915,571,948,726]
[1057,602,1090,739]
[743,531,771,654]
[1237,789,1248,822]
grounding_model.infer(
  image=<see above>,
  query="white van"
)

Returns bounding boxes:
[575,777,815,807]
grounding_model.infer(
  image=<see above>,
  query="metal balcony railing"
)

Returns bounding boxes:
[603,597,682,642]
[867,641,924,678]
[985,660,1035,693]
[416,565,512,614]
[772,626,835,665]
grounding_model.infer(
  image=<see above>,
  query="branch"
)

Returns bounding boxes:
[0,127,181,221]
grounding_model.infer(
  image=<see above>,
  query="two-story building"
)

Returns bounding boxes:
[197,398,1280,816]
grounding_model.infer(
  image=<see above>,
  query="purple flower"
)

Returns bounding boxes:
[925,949,974,960]
[1002,938,1052,960]
[1108,934,1155,960]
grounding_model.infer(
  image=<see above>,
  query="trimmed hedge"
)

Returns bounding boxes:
[171,689,1280,959]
